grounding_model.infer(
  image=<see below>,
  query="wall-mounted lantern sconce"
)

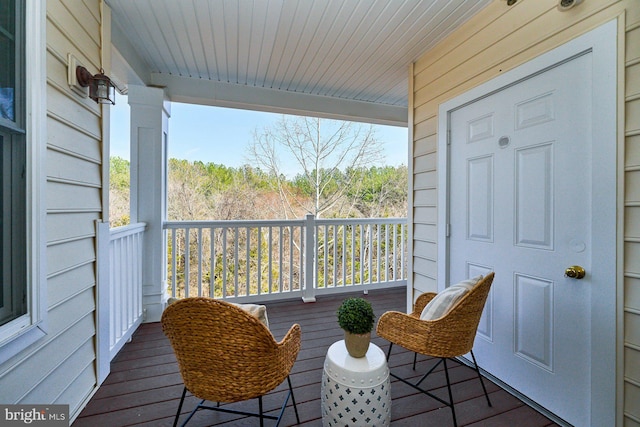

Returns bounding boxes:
[75,66,116,105]
[557,0,583,11]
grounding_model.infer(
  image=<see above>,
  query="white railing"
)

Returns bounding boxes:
[105,223,146,359]
[97,221,147,383]
[164,215,407,303]
[313,217,407,297]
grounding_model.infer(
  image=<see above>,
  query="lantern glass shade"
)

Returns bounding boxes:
[75,66,115,105]
[89,72,115,105]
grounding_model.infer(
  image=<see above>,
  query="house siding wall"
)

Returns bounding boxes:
[410,0,639,425]
[0,0,103,420]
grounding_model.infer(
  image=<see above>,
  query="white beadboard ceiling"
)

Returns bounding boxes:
[107,0,491,125]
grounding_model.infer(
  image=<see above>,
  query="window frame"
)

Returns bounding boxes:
[0,0,47,364]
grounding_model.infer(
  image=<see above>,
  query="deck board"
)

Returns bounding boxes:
[73,288,559,426]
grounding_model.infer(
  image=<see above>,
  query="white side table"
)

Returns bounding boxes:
[321,340,391,427]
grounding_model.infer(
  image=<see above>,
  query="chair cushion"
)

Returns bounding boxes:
[230,302,270,328]
[166,297,269,327]
[420,276,483,320]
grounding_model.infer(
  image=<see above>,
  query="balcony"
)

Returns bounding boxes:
[83,217,558,426]
[74,287,558,426]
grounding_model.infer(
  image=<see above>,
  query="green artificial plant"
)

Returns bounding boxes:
[337,297,375,335]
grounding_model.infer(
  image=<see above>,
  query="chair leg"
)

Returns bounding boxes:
[176,381,296,427]
[442,359,458,427]
[415,357,443,388]
[287,376,300,424]
[259,396,264,427]
[413,352,418,370]
[387,353,458,427]
[470,350,492,407]
[385,342,394,361]
[173,387,187,427]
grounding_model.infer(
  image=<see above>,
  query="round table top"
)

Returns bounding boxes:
[324,340,388,387]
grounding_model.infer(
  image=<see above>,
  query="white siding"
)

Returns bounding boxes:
[0,0,105,421]
[410,0,640,424]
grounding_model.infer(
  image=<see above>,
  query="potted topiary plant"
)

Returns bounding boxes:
[337,297,376,358]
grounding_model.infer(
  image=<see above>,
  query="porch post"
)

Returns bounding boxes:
[128,85,171,322]
[302,214,316,302]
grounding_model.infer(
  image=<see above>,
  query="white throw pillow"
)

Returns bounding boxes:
[230,302,270,328]
[166,297,269,328]
[419,275,483,320]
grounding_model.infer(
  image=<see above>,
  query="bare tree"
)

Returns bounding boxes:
[248,116,383,218]
[167,159,210,221]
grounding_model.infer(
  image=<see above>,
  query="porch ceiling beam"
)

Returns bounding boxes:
[149,73,408,127]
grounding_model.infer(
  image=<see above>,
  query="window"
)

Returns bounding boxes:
[0,131,26,327]
[0,0,18,123]
[0,0,46,359]
[0,0,26,330]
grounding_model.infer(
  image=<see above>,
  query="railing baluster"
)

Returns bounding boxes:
[184,228,190,298]
[400,225,407,280]
[210,228,215,298]
[197,228,203,297]
[298,224,304,292]
[246,226,251,296]
[385,224,389,282]
[171,229,177,297]
[268,226,273,294]
[222,228,228,298]
[350,225,355,286]
[257,226,262,295]
[233,227,239,297]
[279,226,284,293]
[360,224,364,285]
[332,225,337,288]
[288,225,294,292]
[341,225,346,287]
[116,238,123,339]
[392,224,397,281]
[368,223,373,284]
[126,234,132,329]
[376,224,381,283]
[322,225,328,289]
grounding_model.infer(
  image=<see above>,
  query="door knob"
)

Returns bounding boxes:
[565,265,585,279]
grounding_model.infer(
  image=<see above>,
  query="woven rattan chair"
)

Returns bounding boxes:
[376,272,495,427]
[161,297,301,427]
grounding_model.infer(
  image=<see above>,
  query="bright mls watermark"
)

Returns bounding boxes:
[0,405,68,426]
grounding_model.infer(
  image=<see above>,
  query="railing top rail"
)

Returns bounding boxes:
[163,219,306,229]
[164,217,407,230]
[314,217,407,226]
[110,222,147,238]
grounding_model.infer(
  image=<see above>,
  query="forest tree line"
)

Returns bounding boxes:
[109,156,408,227]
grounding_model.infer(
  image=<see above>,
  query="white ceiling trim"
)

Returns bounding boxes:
[150,72,408,126]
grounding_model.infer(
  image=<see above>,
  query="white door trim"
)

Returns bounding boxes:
[437,20,618,426]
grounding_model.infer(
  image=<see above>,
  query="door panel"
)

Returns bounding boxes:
[448,52,592,426]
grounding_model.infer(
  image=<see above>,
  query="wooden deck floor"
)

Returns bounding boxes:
[73,288,559,427]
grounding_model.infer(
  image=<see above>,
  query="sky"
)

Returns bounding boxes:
[110,96,408,177]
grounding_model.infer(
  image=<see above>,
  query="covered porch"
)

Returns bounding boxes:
[89,1,629,426]
[74,287,558,427]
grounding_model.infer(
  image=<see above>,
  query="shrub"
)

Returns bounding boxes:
[337,297,375,335]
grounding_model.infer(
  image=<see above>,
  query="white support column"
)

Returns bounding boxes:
[302,214,316,303]
[129,86,171,322]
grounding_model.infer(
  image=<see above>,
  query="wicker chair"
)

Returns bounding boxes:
[161,297,301,427]
[376,272,495,427]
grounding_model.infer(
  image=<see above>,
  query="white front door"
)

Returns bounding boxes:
[437,21,617,427]
[448,52,592,426]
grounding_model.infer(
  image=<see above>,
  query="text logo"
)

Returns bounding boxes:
[0,405,68,426]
